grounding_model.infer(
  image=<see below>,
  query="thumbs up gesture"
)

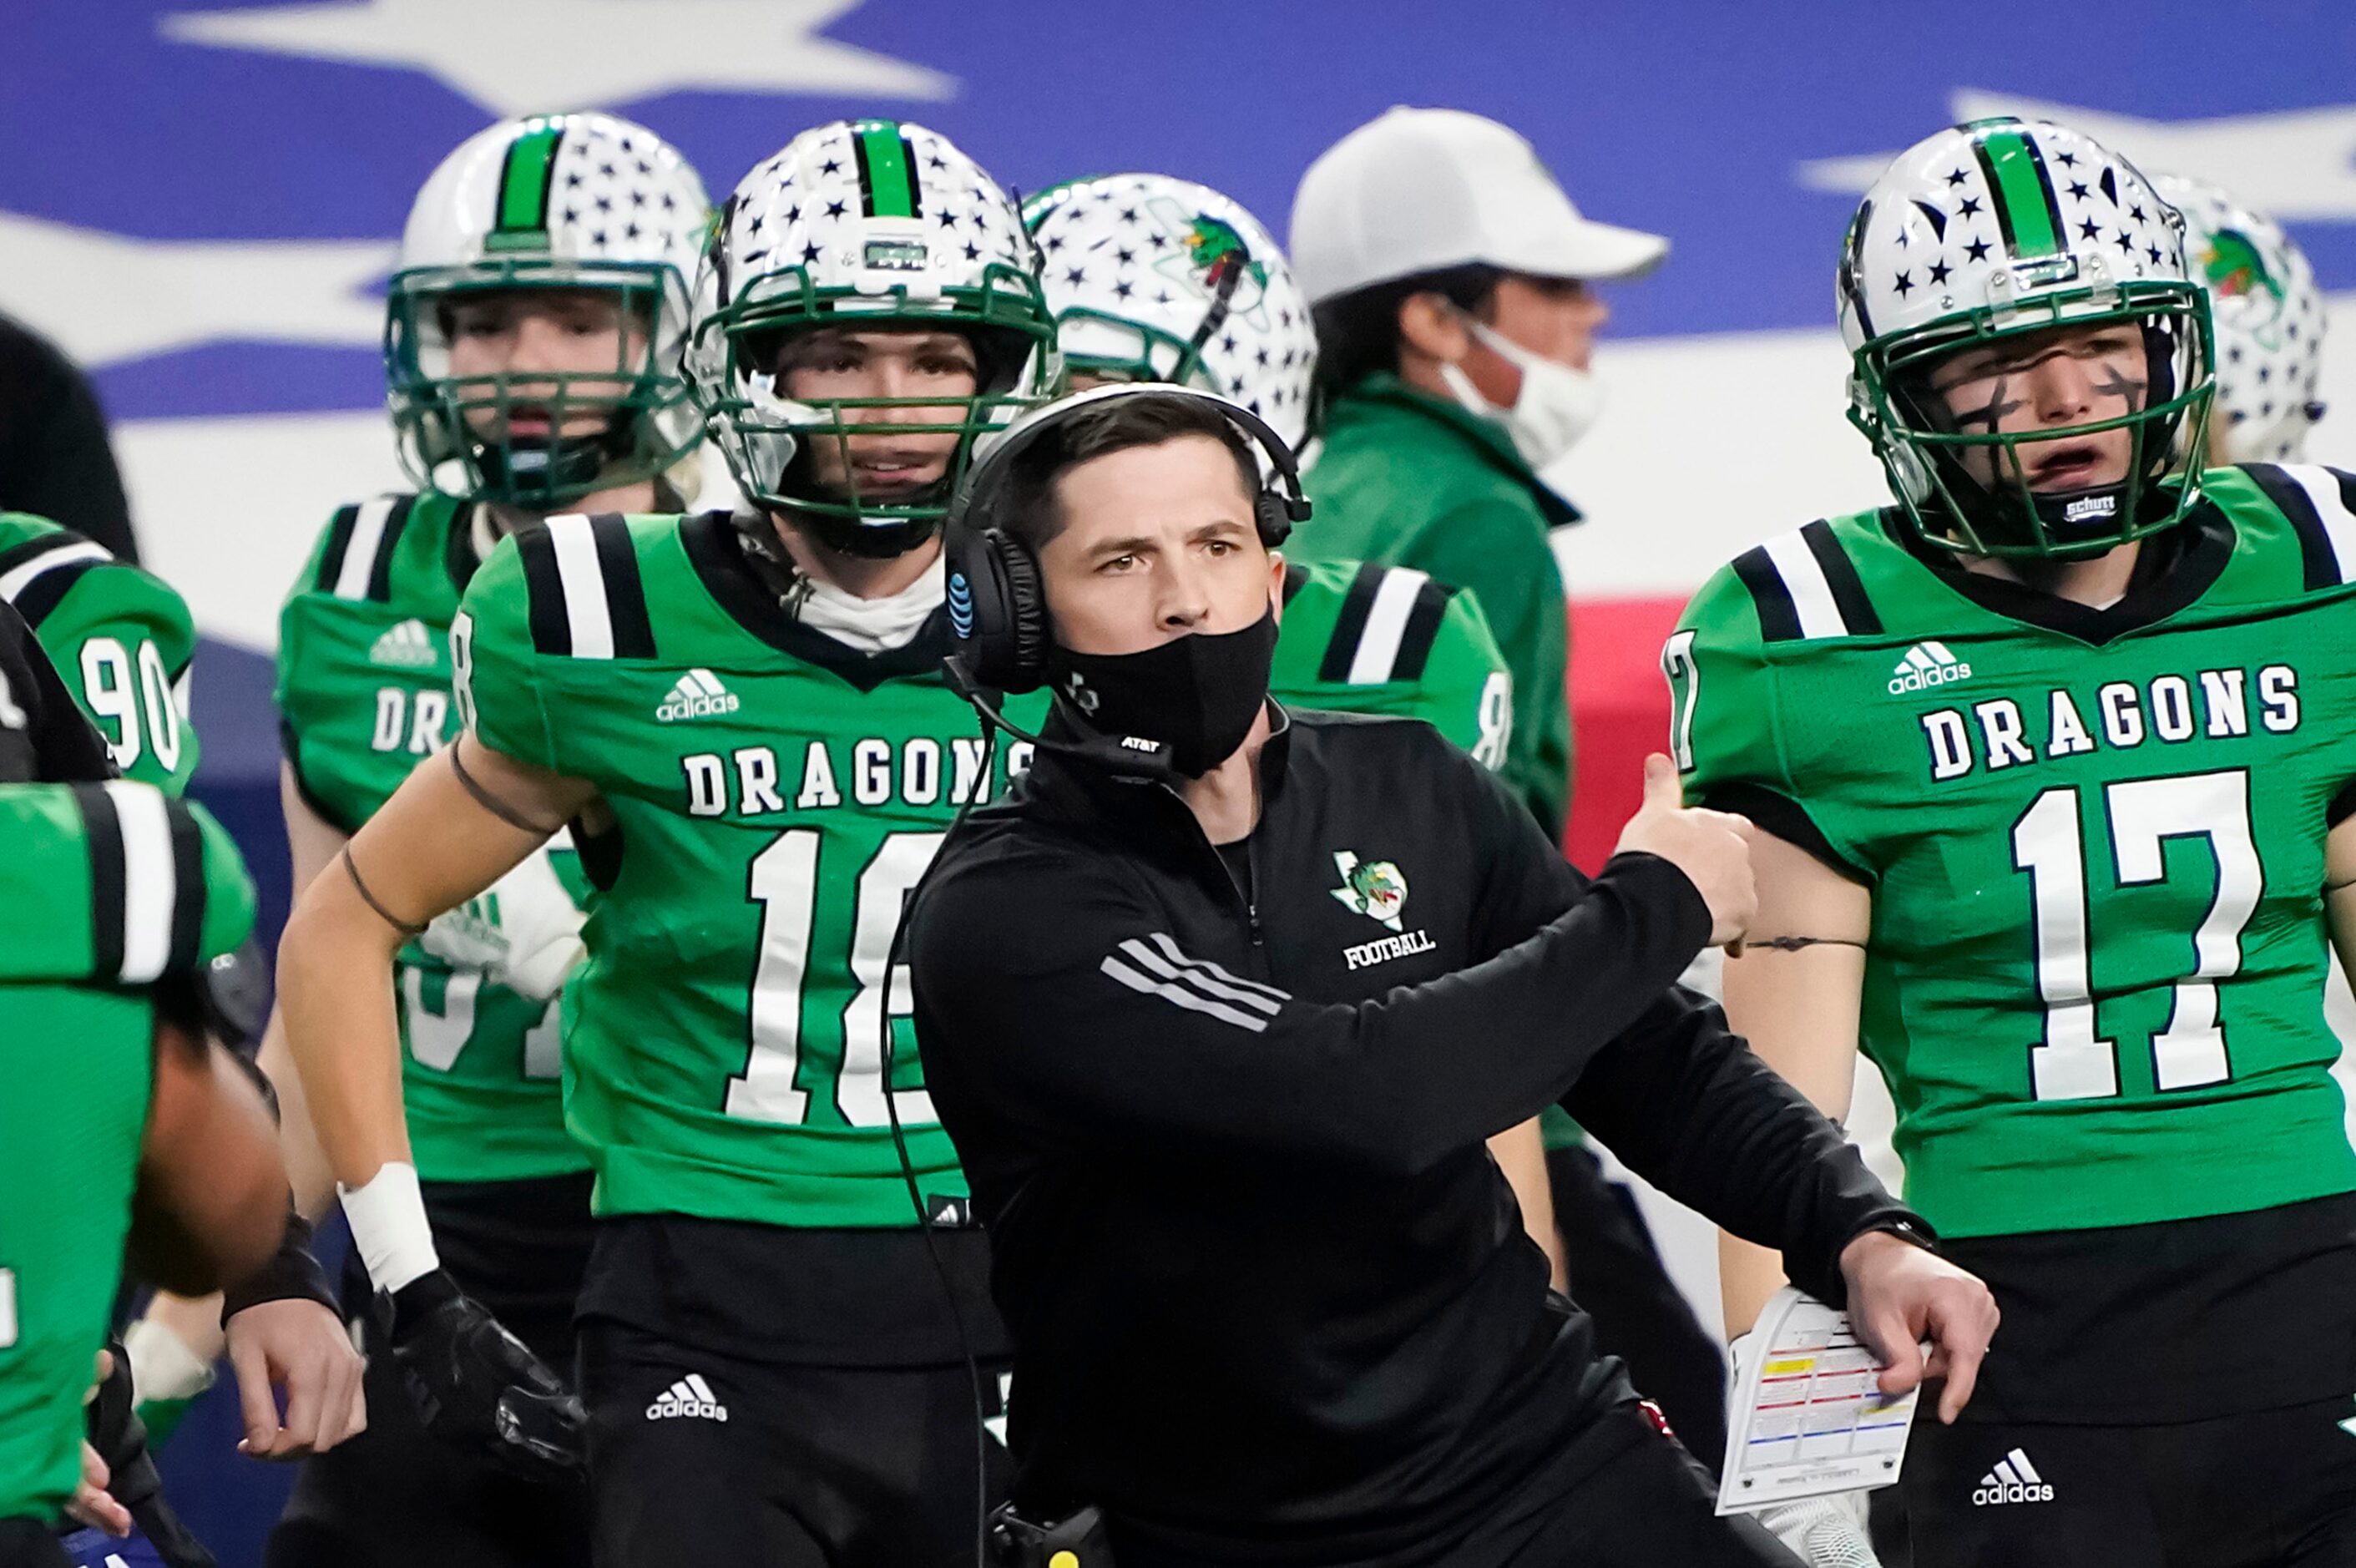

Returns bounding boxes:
[1614,754,1757,948]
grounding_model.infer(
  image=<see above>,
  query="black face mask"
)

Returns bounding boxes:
[1047,604,1278,779]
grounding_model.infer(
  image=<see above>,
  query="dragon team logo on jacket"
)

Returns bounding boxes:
[1330,851,1408,931]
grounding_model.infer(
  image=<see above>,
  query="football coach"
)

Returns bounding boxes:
[908,384,1996,1568]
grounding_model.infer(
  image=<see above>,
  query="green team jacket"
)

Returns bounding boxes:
[1298,374,1578,839]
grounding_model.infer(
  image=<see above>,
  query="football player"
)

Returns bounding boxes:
[1681,118,2356,1565]
[138,112,711,1568]
[0,599,280,1568]
[275,119,1054,1565]
[2154,174,2326,466]
[0,503,363,1497]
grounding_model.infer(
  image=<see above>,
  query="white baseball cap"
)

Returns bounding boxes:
[1288,107,1669,305]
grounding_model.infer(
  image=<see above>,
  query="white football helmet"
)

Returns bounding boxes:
[687,119,1056,557]
[387,113,711,509]
[1021,175,1317,449]
[2151,174,2325,463]
[1838,118,2215,558]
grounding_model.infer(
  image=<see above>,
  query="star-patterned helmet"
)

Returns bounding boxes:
[1021,175,1317,449]
[2151,174,2325,464]
[1838,118,2215,559]
[685,119,1056,556]
[387,113,711,511]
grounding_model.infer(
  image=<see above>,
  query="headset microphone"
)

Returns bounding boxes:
[940,654,1177,787]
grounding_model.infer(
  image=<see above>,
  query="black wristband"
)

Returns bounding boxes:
[387,1265,461,1339]
[221,1206,338,1323]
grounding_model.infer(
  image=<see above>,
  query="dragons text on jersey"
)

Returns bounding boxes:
[1914,663,2302,780]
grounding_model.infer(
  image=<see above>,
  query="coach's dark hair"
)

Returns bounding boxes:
[1307,263,1504,435]
[1000,392,1266,552]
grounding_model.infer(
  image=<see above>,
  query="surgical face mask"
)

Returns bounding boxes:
[1046,604,1279,779]
[1437,314,1605,469]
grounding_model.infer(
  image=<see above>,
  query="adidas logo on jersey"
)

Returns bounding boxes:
[1888,641,1972,695]
[656,669,740,723]
[645,1373,728,1422]
[1971,1448,2052,1506]
[369,618,437,667]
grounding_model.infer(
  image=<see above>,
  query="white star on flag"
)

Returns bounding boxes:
[1797,89,2356,222]
[0,210,392,367]
[159,0,957,117]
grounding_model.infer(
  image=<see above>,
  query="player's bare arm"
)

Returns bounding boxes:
[2326,817,2356,979]
[277,734,595,1191]
[1716,828,1872,1337]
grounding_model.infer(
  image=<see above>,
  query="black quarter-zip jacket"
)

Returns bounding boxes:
[909,707,1919,1565]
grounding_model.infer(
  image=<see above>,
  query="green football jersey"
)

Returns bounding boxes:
[453,512,1047,1229]
[0,513,200,793]
[0,782,255,985]
[1271,559,1513,767]
[1675,465,2356,1239]
[279,493,590,1183]
[0,984,154,1524]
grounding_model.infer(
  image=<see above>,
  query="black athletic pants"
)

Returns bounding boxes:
[579,1318,1010,1568]
[0,1520,68,1568]
[1106,1398,1796,1568]
[1904,1396,2356,1566]
[1548,1141,1730,1470]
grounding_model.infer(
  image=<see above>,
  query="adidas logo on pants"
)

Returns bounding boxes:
[645,1373,729,1422]
[1971,1447,2052,1505]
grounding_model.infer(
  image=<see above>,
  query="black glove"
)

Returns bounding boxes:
[85,1338,215,1568]
[990,1502,1113,1567]
[377,1269,586,1485]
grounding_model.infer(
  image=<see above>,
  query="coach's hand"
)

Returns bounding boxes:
[381,1268,586,1485]
[1839,1230,2000,1424]
[228,1297,367,1459]
[1615,753,1757,947]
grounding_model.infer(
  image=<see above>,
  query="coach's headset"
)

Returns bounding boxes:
[942,380,1313,706]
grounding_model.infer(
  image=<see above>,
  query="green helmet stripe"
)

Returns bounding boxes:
[852,121,918,219]
[488,122,564,251]
[1973,129,2063,260]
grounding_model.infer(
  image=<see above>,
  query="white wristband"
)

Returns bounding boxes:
[123,1316,217,1404]
[338,1161,440,1293]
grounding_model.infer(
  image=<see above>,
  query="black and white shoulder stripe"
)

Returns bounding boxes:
[1318,563,1455,685]
[73,780,207,985]
[0,529,112,628]
[2240,463,2356,591]
[1100,933,1292,1034]
[312,495,418,603]
[515,513,656,659]
[1728,520,1883,644]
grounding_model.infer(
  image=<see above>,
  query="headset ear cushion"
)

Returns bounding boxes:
[1256,488,1294,549]
[993,529,1050,692]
